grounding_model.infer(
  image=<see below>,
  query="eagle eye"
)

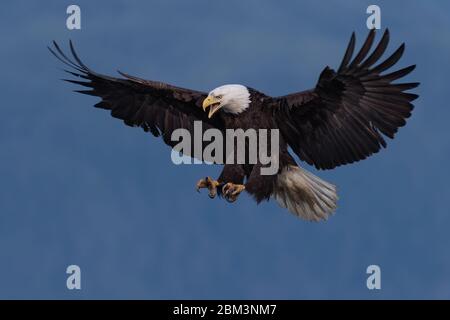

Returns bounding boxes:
[215,95,222,99]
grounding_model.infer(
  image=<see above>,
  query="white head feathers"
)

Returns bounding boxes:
[208,84,251,114]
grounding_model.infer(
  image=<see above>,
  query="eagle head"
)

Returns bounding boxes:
[202,84,251,118]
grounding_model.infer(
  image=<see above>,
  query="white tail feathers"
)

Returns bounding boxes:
[273,165,338,221]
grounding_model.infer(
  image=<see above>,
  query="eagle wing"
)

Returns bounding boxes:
[49,41,223,158]
[272,29,419,170]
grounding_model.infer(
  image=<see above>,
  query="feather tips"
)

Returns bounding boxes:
[274,29,419,170]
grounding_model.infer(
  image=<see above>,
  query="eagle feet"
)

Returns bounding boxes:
[196,177,220,199]
[222,183,245,203]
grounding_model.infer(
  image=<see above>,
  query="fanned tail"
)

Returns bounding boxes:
[273,165,338,221]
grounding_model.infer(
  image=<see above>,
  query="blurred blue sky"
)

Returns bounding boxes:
[0,0,449,299]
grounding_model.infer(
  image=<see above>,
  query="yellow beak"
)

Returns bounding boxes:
[202,95,221,118]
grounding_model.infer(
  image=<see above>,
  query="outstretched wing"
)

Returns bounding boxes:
[49,41,224,157]
[273,29,419,170]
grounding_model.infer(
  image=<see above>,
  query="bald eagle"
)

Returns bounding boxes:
[49,29,419,221]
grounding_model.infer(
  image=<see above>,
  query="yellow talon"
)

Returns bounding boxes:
[196,177,220,198]
[222,183,245,203]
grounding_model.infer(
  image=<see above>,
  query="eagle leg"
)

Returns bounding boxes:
[222,183,246,203]
[196,177,220,199]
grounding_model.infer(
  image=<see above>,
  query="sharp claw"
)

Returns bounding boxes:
[231,187,243,196]
[222,183,244,203]
[196,180,204,193]
[222,183,230,194]
[196,177,219,199]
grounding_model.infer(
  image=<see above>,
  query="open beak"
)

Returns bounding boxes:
[202,95,221,118]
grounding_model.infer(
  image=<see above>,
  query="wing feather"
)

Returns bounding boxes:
[273,29,419,170]
[50,41,224,160]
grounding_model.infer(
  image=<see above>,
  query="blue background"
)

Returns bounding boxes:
[0,0,448,299]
